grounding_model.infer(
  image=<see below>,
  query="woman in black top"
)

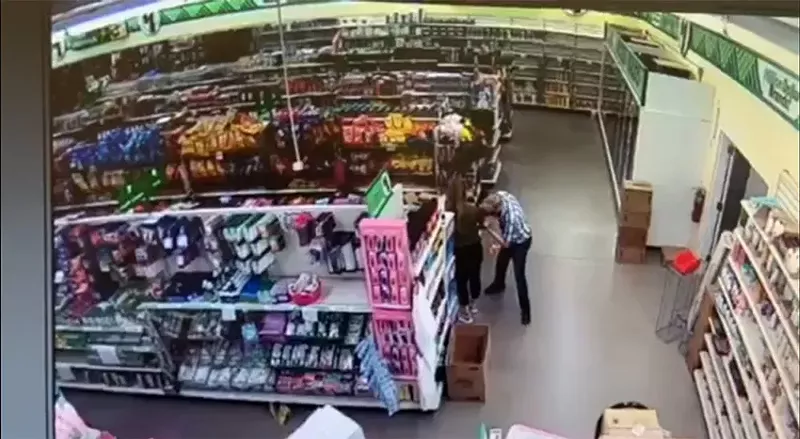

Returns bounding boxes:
[446,175,485,323]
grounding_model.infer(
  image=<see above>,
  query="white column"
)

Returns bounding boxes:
[1,2,54,438]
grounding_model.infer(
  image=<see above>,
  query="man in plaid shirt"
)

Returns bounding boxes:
[480,190,533,325]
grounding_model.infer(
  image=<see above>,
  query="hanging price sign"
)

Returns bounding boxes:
[117,167,165,212]
[365,170,393,218]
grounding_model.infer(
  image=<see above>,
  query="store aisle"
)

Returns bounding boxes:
[66,110,704,439]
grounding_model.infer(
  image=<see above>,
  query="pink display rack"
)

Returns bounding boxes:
[359,219,414,309]
[358,198,446,406]
[358,218,418,378]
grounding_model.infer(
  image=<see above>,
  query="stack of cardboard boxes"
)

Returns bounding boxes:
[616,181,653,264]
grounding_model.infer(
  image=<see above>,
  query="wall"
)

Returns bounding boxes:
[649,14,800,191]
[684,13,799,195]
[642,15,799,254]
[693,59,799,191]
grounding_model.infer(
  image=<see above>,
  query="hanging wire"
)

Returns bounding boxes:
[276,0,303,170]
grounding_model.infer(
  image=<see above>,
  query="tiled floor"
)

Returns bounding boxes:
[65,110,705,439]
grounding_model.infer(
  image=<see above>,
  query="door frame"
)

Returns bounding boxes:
[698,130,734,260]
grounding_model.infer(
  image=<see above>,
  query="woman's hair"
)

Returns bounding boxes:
[479,193,502,215]
[445,175,466,214]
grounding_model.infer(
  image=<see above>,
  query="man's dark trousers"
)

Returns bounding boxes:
[489,237,532,319]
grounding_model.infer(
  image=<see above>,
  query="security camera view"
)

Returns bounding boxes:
[51,1,799,439]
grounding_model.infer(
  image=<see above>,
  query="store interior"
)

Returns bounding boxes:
[51,2,799,439]
[62,109,705,438]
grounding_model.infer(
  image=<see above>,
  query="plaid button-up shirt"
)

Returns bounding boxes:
[497,191,532,244]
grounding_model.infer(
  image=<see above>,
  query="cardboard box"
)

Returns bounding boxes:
[622,180,653,213]
[616,245,647,264]
[601,408,663,439]
[617,226,648,248]
[620,210,651,229]
[447,323,490,402]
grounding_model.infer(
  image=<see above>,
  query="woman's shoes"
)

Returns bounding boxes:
[458,308,474,324]
[458,304,480,324]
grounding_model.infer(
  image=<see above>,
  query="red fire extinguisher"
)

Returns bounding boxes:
[691,188,706,223]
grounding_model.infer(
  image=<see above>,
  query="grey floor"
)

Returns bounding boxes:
[65,110,705,439]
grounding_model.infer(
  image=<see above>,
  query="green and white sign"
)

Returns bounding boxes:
[688,23,800,131]
[605,26,648,106]
[634,12,681,40]
[757,60,800,127]
[365,170,393,218]
[117,168,165,212]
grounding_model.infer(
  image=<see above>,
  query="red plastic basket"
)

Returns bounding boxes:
[671,249,701,276]
[289,279,322,306]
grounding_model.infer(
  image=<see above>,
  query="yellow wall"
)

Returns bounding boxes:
[692,56,800,191]
[640,16,799,253]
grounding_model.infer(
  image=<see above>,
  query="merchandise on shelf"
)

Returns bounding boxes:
[53,12,524,210]
[688,195,800,439]
[53,184,457,412]
[358,192,456,411]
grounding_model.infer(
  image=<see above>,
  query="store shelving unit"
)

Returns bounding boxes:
[55,9,673,214]
[687,193,800,439]
[53,174,458,412]
[53,40,503,212]
[54,311,174,395]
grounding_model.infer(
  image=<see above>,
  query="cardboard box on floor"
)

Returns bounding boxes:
[599,408,664,439]
[447,323,490,402]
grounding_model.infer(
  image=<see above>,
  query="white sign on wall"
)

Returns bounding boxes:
[757,60,800,127]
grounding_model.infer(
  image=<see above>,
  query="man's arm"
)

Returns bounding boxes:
[499,203,513,246]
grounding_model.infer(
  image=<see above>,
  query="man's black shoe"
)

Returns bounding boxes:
[484,284,505,296]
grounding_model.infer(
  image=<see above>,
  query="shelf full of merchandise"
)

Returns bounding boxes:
[51,12,511,213]
[54,9,651,212]
[686,194,800,439]
[53,174,458,412]
[358,188,457,411]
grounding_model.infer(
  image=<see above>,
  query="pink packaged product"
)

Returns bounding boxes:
[358,219,413,308]
[372,310,418,378]
[56,395,118,439]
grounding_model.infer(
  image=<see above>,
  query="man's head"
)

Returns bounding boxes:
[480,193,503,216]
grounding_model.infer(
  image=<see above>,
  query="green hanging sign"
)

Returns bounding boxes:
[605,26,648,106]
[634,12,681,41]
[687,24,800,131]
[364,170,393,218]
[65,23,129,51]
[117,168,165,212]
